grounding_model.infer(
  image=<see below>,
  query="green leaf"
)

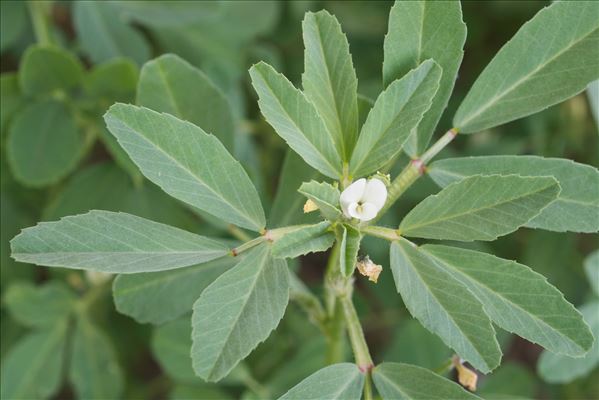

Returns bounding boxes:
[478,362,537,400]
[152,316,247,395]
[11,210,230,273]
[1,73,25,135]
[152,317,199,383]
[115,1,222,27]
[384,319,451,370]
[298,180,342,221]
[97,125,143,185]
[266,337,328,398]
[69,314,123,399]
[0,323,67,399]
[390,241,501,372]
[383,0,466,156]
[113,256,237,325]
[249,61,343,179]
[454,1,599,133]
[423,244,594,357]
[104,104,265,231]
[584,250,599,296]
[84,58,139,103]
[1,194,35,290]
[357,94,374,130]
[191,245,289,381]
[429,156,599,233]
[73,1,150,65]
[19,45,84,96]
[269,150,320,228]
[399,175,560,241]
[271,222,335,259]
[302,10,359,159]
[4,281,75,328]
[339,224,361,277]
[373,362,482,400]
[349,60,441,177]
[279,363,364,400]
[170,384,232,400]
[0,1,27,51]
[537,301,599,384]
[588,80,599,127]
[43,162,192,230]
[137,54,234,152]
[7,99,83,187]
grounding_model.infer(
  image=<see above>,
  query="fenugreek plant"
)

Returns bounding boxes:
[9,1,599,399]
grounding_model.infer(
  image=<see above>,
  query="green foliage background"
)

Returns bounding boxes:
[1,1,597,399]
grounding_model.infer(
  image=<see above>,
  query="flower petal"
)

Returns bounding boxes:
[348,202,378,221]
[362,178,387,210]
[347,202,361,219]
[340,178,366,215]
[358,202,378,221]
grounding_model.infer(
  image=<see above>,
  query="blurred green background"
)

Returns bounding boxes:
[1,1,597,399]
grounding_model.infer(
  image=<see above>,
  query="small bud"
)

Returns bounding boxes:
[452,356,477,391]
[303,199,318,213]
[374,171,391,186]
[356,256,383,283]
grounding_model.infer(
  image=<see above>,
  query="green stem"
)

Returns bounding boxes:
[340,294,374,400]
[374,161,422,221]
[323,242,346,364]
[77,279,111,312]
[362,226,401,241]
[289,273,327,332]
[374,128,459,221]
[228,225,253,242]
[340,295,373,370]
[28,1,53,45]
[230,236,265,256]
[264,224,311,241]
[364,374,374,400]
[420,128,458,164]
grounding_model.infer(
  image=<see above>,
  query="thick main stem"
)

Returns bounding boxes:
[340,294,373,370]
[340,293,374,400]
[323,242,346,364]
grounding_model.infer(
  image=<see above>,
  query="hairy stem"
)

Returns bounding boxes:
[323,242,347,364]
[340,294,373,370]
[420,128,458,165]
[374,128,459,221]
[230,236,266,256]
[340,293,374,400]
[362,226,401,241]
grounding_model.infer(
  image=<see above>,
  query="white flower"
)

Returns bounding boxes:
[339,178,387,222]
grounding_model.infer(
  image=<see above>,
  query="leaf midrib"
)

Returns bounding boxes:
[351,65,435,173]
[432,168,597,206]
[373,370,410,398]
[401,177,556,232]
[459,22,598,127]
[424,248,585,352]
[309,13,347,158]
[207,248,270,379]
[397,243,491,367]
[256,69,341,178]
[111,113,260,229]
